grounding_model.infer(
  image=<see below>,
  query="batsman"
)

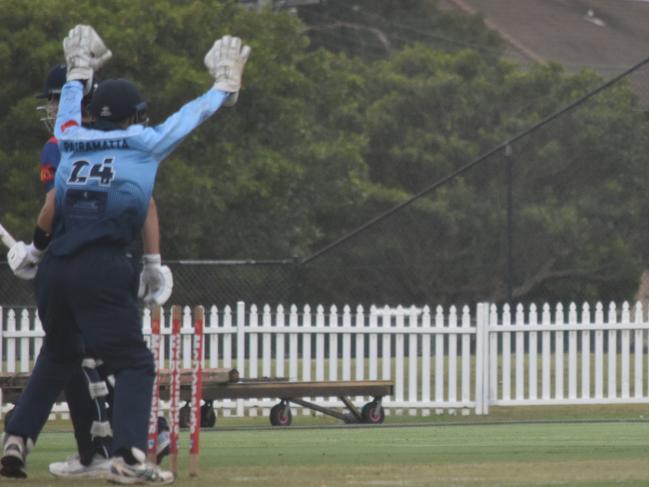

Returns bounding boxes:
[8,62,173,478]
[1,24,250,484]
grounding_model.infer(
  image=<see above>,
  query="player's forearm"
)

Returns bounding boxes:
[36,189,56,235]
[141,88,229,160]
[141,198,160,255]
[54,81,83,138]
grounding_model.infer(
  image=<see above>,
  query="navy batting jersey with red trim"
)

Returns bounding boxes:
[39,136,60,193]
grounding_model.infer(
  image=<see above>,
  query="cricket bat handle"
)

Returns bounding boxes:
[0,223,16,249]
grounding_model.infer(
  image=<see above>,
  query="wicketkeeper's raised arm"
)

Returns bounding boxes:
[132,35,251,160]
[56,25,111,137]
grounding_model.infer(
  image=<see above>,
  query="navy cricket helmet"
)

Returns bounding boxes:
[36,64,67,99]
[37,63,99,101]
[88,79,148,123]
[37,64,100,132]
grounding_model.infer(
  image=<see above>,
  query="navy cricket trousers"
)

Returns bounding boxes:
[5,245,154,454]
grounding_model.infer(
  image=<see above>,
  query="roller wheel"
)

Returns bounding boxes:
[361,401,385,424]
[200,401,216,428]
[269,402,292,427]
[178,402,191,428]
[343,413,357,424]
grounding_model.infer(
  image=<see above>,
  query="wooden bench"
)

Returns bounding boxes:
[0,369,393,427]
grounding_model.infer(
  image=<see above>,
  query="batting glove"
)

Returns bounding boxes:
[138,254,174,306]
[7,241,44,280]
[204,35,251,106]
[63,25,112,94]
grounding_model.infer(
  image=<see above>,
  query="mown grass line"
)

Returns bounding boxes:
[11,421,649,487]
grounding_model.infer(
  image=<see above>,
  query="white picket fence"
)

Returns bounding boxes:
[1,301,648,418]
[483,301,649,411]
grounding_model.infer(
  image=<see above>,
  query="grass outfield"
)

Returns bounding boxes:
[9,420,649,486]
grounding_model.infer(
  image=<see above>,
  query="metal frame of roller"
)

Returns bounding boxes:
[0,370,393,427]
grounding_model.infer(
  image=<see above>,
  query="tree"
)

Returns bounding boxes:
[2,0,649,307]
[296,0,504,61]
[305,46,649,305]
[0,0,369,260]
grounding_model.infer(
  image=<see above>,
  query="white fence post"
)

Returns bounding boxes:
[181,306,192,370]
[501,304,511,402]
[528,304,538,401]
[355,305,365,382]
[447,306,457,411]
[434,306,444,411]
[581,303,592,400]
[568,303,578,400]
[262,305,272,379]
[515,304,525,401]
[554,303,565,400]
[19,309,30,373]
[302,304,312,383]
[594,303,604,400]
[6,310,16,374]
[394,306,405,410]
[474,302,487,415]
[633,303,643,399]
[208,306,219,369]
[407,306,418,416]
[236,301,246,416]
[380,306,390,383]
[421,306,431,416]
[289,305,299,382]
[249,304,259,381]
[368,306,378,382]
[541,304,551,401]
[223,306,233,370]
[355,305,366,406]
[607,303,618,399]
[461,306,471,411]
[315,305,325,383]
[488,304,498,406]
[315,305,325,403]
[620,302,630,399]
[221,305,233,416]
[328,305,337,381]
[342,306,352,382]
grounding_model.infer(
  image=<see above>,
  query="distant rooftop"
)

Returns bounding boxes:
[441,0,649,78]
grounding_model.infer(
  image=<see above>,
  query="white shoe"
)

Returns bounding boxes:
[0,434,33,479]
[49,453,111,478]
[109,448,174,485]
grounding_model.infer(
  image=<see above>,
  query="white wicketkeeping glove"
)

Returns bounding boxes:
[63,24,112,93]
[138,254,173,306]
[7,242,44,280]
[204,35,251,106]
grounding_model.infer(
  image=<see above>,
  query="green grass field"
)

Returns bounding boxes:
[8,406,649,487]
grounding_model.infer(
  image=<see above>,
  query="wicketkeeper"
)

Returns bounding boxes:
[1,24,250,484]
[7,63,174,479]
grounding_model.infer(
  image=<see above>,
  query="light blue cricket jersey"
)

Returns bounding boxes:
[51,81,228,256]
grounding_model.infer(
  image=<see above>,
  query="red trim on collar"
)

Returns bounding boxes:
[61,120,79,132]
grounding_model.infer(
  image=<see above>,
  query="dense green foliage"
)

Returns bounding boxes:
[1,0,648,305]
[0,0,370,260]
